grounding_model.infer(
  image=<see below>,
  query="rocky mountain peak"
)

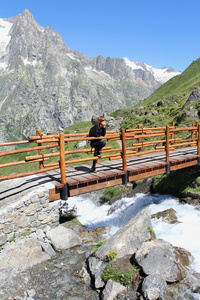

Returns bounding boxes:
[0,10,181,142]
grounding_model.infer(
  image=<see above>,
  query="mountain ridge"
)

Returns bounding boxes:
[0,9,181,142]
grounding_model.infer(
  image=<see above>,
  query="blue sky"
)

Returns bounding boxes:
[1,0,200,72]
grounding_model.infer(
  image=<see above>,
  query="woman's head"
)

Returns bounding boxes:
[96,116,106,127]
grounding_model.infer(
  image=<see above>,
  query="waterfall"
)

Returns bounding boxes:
[67,192,200,272]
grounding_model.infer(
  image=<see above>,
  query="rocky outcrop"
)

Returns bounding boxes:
[83,209,193,300]
[183,86,200,108]
[94,209,152,260]
[135,239,188,282]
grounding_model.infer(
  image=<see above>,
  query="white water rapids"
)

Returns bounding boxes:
[67,192,200,273]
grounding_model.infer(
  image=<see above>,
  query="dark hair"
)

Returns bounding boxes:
[96,116,105,127]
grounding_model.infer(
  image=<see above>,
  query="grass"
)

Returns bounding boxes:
[0,122,119,177]
[101,260,140,286]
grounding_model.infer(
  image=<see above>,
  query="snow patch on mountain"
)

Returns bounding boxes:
[0,18,13,69]
[123,57,181,84]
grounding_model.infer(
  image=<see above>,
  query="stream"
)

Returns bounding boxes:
[1,191,200,299]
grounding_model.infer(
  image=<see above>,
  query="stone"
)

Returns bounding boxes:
[46,225,82,251]
[41,242,56,257]
[102,279,126,300]
[3,224,13,234]
[13,215,28,229]
[151,208,179,224]
[36,229,45,240]
[135,239,188,282]
[95,209,152,260]
[76,141,87,148]
[23,203,41,214]
[5,211,20,219]
[0,233,7,246]
[142,274,167,300]
[30,194,39,203]
[88,256,107,289]
[0,237,51,271]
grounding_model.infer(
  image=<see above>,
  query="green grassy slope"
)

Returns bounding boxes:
[110,58,200,130]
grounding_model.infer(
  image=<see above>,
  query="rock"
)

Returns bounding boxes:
[135,239,189,282]
[0,237,51,271]
[184,86,200,108]
[102,279,126,300]
[127,178,153,197]
[0,233,7,246]
[76,141,87,148]
[41,242,56,257]
[88,256,107,289]
[46,225,82,251]
[142,274,167,300]
[95,209,152,260]
[151,208,179,224]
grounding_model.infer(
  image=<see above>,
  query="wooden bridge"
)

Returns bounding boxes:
[0,123,200,201]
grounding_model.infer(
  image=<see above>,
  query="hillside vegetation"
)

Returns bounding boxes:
[1,58,200,180]
[110,58,200,129]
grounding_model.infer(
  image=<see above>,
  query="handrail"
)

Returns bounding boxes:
[0,123,199,183]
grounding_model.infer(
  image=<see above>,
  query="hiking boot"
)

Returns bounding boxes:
[91,167,97,173]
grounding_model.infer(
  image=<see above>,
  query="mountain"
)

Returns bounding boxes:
[0,9,181,142]
[110,58,200,129]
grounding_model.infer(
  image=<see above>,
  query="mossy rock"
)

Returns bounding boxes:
[101,255,140,288]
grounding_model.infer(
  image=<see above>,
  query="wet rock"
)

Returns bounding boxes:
[135,239,189,282]
[46,225,82,251]
[142,274,167,300]
[127,178,153,197]
[95,209,152,260]
[151,208,179,224]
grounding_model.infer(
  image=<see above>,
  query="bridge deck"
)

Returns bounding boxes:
[48,146,199,200]
[0,146,198,203]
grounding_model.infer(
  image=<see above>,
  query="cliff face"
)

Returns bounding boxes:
[0,9,179,141]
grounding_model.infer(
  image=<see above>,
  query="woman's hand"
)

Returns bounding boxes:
[101,119,106,128]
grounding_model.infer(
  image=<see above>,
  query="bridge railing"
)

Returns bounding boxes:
[0,123,199,183]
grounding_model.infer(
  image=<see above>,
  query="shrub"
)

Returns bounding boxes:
[105,250,117,262]
[102,260,140,286]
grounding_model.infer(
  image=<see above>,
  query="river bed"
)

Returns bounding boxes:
[1,191,200,299]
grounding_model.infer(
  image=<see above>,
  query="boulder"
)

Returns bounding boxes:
[142,274,167,300]
[0,237,51,271]
[151,208,179,224]
[135,239,189,282]
[46,225,82,251]
[95,209,152,260]
[101,279,126,300]
[88,256,107,289]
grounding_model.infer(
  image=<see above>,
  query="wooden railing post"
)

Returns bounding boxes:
[59,132,68,199]
[36,129,44,170]
[121,128,128,184]
[165,125,170,174]
[197,122,200,165]
[171,122,175,145]
[138,124,142,152]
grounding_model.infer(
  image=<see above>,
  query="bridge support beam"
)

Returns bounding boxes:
[165,163,170,175]
[60,184,68,200]
[122,171,129,185]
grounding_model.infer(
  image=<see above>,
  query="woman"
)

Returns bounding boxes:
[89,116,106,172]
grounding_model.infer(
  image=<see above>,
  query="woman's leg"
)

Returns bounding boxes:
[91,141,106,171]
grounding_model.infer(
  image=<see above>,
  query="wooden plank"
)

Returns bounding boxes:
[69,177,123,196]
